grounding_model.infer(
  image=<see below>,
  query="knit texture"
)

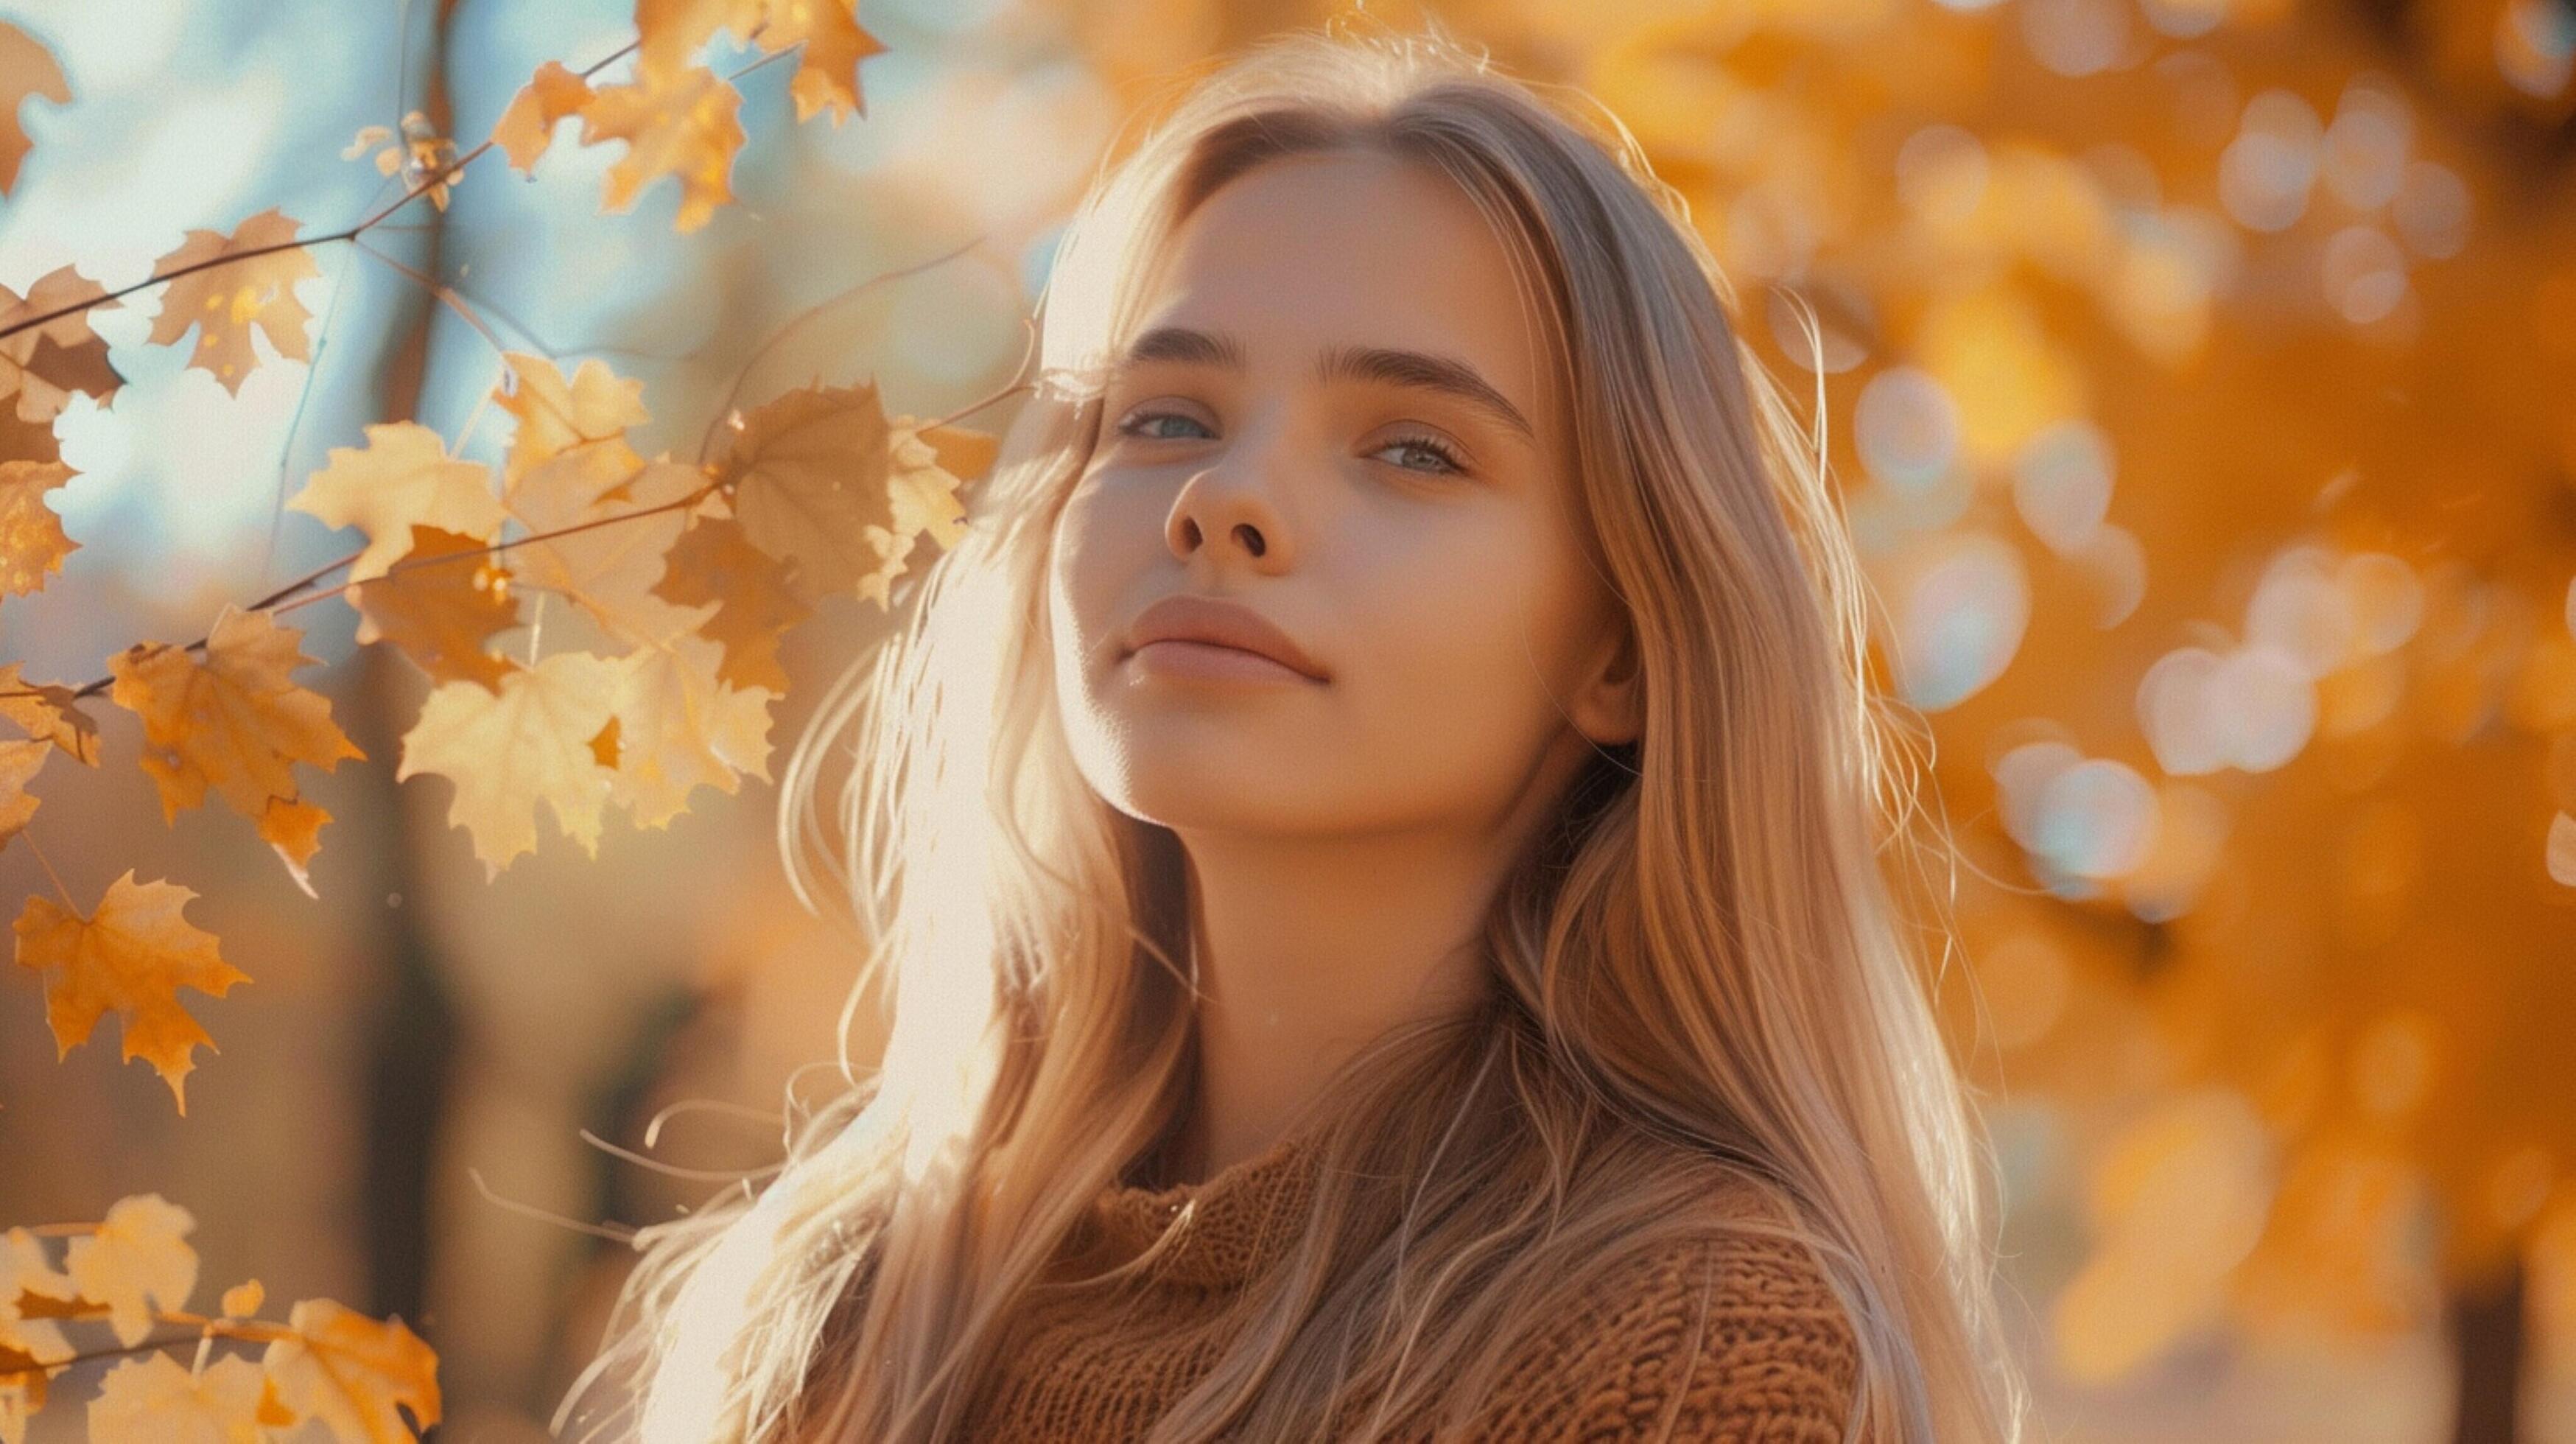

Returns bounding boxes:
[955,1118,1862,1441]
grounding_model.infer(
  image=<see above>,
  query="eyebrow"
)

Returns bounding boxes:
[1109,325,1537,446]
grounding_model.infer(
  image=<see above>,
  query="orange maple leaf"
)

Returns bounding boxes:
[353,525,522,691]
[493,60,597,173]
[636,0,888,125]
[144,207,320,396]
[715,380,897,603]
[261,1297,441,1442]
[13,872,248,1115]
[0,264,124,422]
[106,605,365,830]
[651,510,812,691]
[0,458,75,597]
[286,420,503,581]
[0,661,100,765]
[578,63,746,234]
[0,21,66,194]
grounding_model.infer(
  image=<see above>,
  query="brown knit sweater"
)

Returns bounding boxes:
[956,1118,1863,1440]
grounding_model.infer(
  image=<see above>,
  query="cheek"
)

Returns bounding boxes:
[1342,518,1570,752]
[1049,474,1157,662]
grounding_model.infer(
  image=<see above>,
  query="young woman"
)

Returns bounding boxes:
[562,21,2027,1443]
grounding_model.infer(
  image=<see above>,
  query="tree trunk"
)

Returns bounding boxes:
[355,0,468,1338]
[2451,1257,2527,1444]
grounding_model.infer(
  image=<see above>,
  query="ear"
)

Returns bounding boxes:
[1568,618,1642,748]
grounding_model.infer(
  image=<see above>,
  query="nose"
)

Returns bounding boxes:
[1164,424,1298,568]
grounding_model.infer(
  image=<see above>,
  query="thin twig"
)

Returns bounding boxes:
[41,477,718,702]
[0,38,641,344]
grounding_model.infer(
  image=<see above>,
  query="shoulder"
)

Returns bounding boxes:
[1495,1204,1863,1442]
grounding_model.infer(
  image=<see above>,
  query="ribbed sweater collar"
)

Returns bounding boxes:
[1088,1115,1330,1290]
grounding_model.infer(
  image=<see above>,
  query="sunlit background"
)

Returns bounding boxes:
[2,0,2572,1437]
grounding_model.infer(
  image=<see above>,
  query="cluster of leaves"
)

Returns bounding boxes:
[2,1196,436,1444]
[0,1,997,1435]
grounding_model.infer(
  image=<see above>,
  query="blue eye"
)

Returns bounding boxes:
[1376,432,1466,475]
[1113,409,1468,477]
[1117,409,1212,441]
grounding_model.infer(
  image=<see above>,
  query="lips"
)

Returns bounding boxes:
[1121,593,1328,682]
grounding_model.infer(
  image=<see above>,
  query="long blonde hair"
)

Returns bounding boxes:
[558,19,2026,1443]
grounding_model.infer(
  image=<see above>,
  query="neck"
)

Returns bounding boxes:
[1160,822,1501,1185]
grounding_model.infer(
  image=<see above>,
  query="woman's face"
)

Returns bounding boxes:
[1048,147,1638,844]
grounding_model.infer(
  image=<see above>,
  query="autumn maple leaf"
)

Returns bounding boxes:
[0,458,74,597]
[106,605,365,841]
[144,207,320,396]
[652,508,812,692]
[0,21,68,195]
[261,1298,441,1442]
[580,63,746,234]
[63,1194,196,1348]
[397,650,625,880]
[636,0,888,125]
[506,452,714,648]
[715,379,897,603]
[494,60,597,173]
[1,1224,79,1431]
[13,872,248,1115]
[353,525,522,690]
[0,661,100,765]
[606,630,776,830]
[0,737,41,855]
[494,350,648,494]
[862,413,994,607]
[0,264,124,423]
[286,420,504,581]
[89,1354,286,1443]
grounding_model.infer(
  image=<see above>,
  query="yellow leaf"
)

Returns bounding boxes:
[492,351,647,494]
[89,1353,273,1444]
[507,454,712,648]
[107,606,365,830]
[396,651,625,880]
[13,875,248,1115]
[260,1298,440,1443]
[63,1194,196,1349]
[142,208,320,396]
[859,415,992,608]
[0,737,42,853]
[577,63,745,234]
[607,631,776,830]
[0,21,69,194]
[286,421,503,582]
[0,459,76,597]
[1,1225,78,1425]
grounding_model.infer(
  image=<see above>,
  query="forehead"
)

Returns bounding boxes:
[1122,149,1554,432]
